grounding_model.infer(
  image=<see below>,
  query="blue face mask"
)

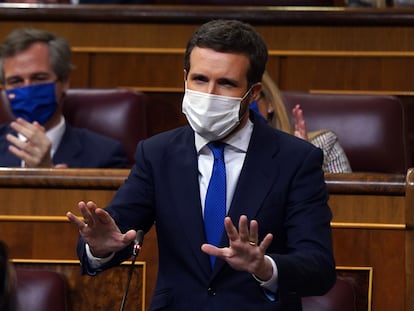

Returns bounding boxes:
[6,82,59,126]
[249,99,268,123]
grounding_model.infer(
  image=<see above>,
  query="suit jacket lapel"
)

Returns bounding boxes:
[229,120,280,221]
[169,127,212,277]
[212,118,281,276]
[53,126,82,165]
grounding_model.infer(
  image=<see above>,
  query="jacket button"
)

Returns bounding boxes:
[207,287,216,296]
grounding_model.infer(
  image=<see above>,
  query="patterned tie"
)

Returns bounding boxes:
[204,142,226,268]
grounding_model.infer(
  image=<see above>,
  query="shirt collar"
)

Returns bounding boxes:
[46,116,66,157]
[195,118,254,153]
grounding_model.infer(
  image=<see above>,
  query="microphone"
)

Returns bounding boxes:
[119,230,145,311]
[133,229,144,256]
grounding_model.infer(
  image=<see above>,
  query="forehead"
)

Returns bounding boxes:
[189,47,250,82]
[3,42,53,78]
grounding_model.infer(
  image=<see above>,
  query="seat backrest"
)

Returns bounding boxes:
[63,88,148,166]
[13,269,71,311]
[302,276,357,311]
[0,88,148,166]
[281,91,410,174]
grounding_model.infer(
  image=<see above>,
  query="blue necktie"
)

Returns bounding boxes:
[204,142,226,268]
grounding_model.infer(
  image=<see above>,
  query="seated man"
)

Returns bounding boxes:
[0,28,128,168]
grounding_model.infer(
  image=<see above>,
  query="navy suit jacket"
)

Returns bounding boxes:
[78,114,335,310]
[0,124,128,168]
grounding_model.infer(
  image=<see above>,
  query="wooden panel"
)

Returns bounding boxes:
[278,55,414,91]
[0,188,116,215]
[1,220,79,259]
[333,229,405,310]
[0,21,198,49]
[329,195,405,224]
[4,7,414,93]
[71,53,91,88]
[89,53,184,88]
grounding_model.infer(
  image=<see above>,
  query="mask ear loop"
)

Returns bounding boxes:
[239,85,257,121]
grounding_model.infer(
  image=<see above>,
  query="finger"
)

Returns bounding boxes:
[94,207,114,225]
[201,243,233,258]
[10,119,35,140]
[238,215,249,242]
[6,133,23,147]
[66,211,86,229]
[259,233,274,252]
[123,229,138,244]
[82,201,100,226]
[249,220,259,244]
[224,217,239,242]
[32,121,44,130]
[78,201,95,225]
[201,243,219,256]
[8,145,27,159]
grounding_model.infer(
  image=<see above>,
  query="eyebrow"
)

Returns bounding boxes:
[216,78,239,87]
[189,73,208,81]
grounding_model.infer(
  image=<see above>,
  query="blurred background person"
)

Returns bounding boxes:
[0,28,128,168]
[250,71,352,173]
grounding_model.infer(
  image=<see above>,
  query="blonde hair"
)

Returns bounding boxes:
[260,72,292,134]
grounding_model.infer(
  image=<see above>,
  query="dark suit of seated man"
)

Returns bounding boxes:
[0,28,128,168]
[67,19,335,310]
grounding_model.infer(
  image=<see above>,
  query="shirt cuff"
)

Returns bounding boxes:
[252,255,279,293]
[85,243,115,269]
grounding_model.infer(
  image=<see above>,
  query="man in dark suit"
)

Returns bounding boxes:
[0,28,128,168]
[67,19,335,310]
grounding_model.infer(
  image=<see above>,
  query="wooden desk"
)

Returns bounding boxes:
[1,168,413,310]
[326,171,413,311]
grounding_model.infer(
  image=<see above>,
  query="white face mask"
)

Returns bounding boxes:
[182,88,250,141]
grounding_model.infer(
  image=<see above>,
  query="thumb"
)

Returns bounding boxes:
[124,229,138,244]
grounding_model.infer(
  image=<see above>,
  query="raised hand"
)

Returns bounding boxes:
[66,201,136,258]
[201,215,273,281]
[292,104,308,141]
[6,118,53,167]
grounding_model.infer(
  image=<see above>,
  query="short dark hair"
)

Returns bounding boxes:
[184,19,268,87]
[0,28,73,84]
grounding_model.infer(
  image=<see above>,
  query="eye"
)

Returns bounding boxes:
[191,75,208,84]
[31,74,51,84]
[217,78,237,89]
[5,78,24,88]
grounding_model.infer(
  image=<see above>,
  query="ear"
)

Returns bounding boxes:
[183,69,188,82]
[249,83,262,102]
[61,76,70,93]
